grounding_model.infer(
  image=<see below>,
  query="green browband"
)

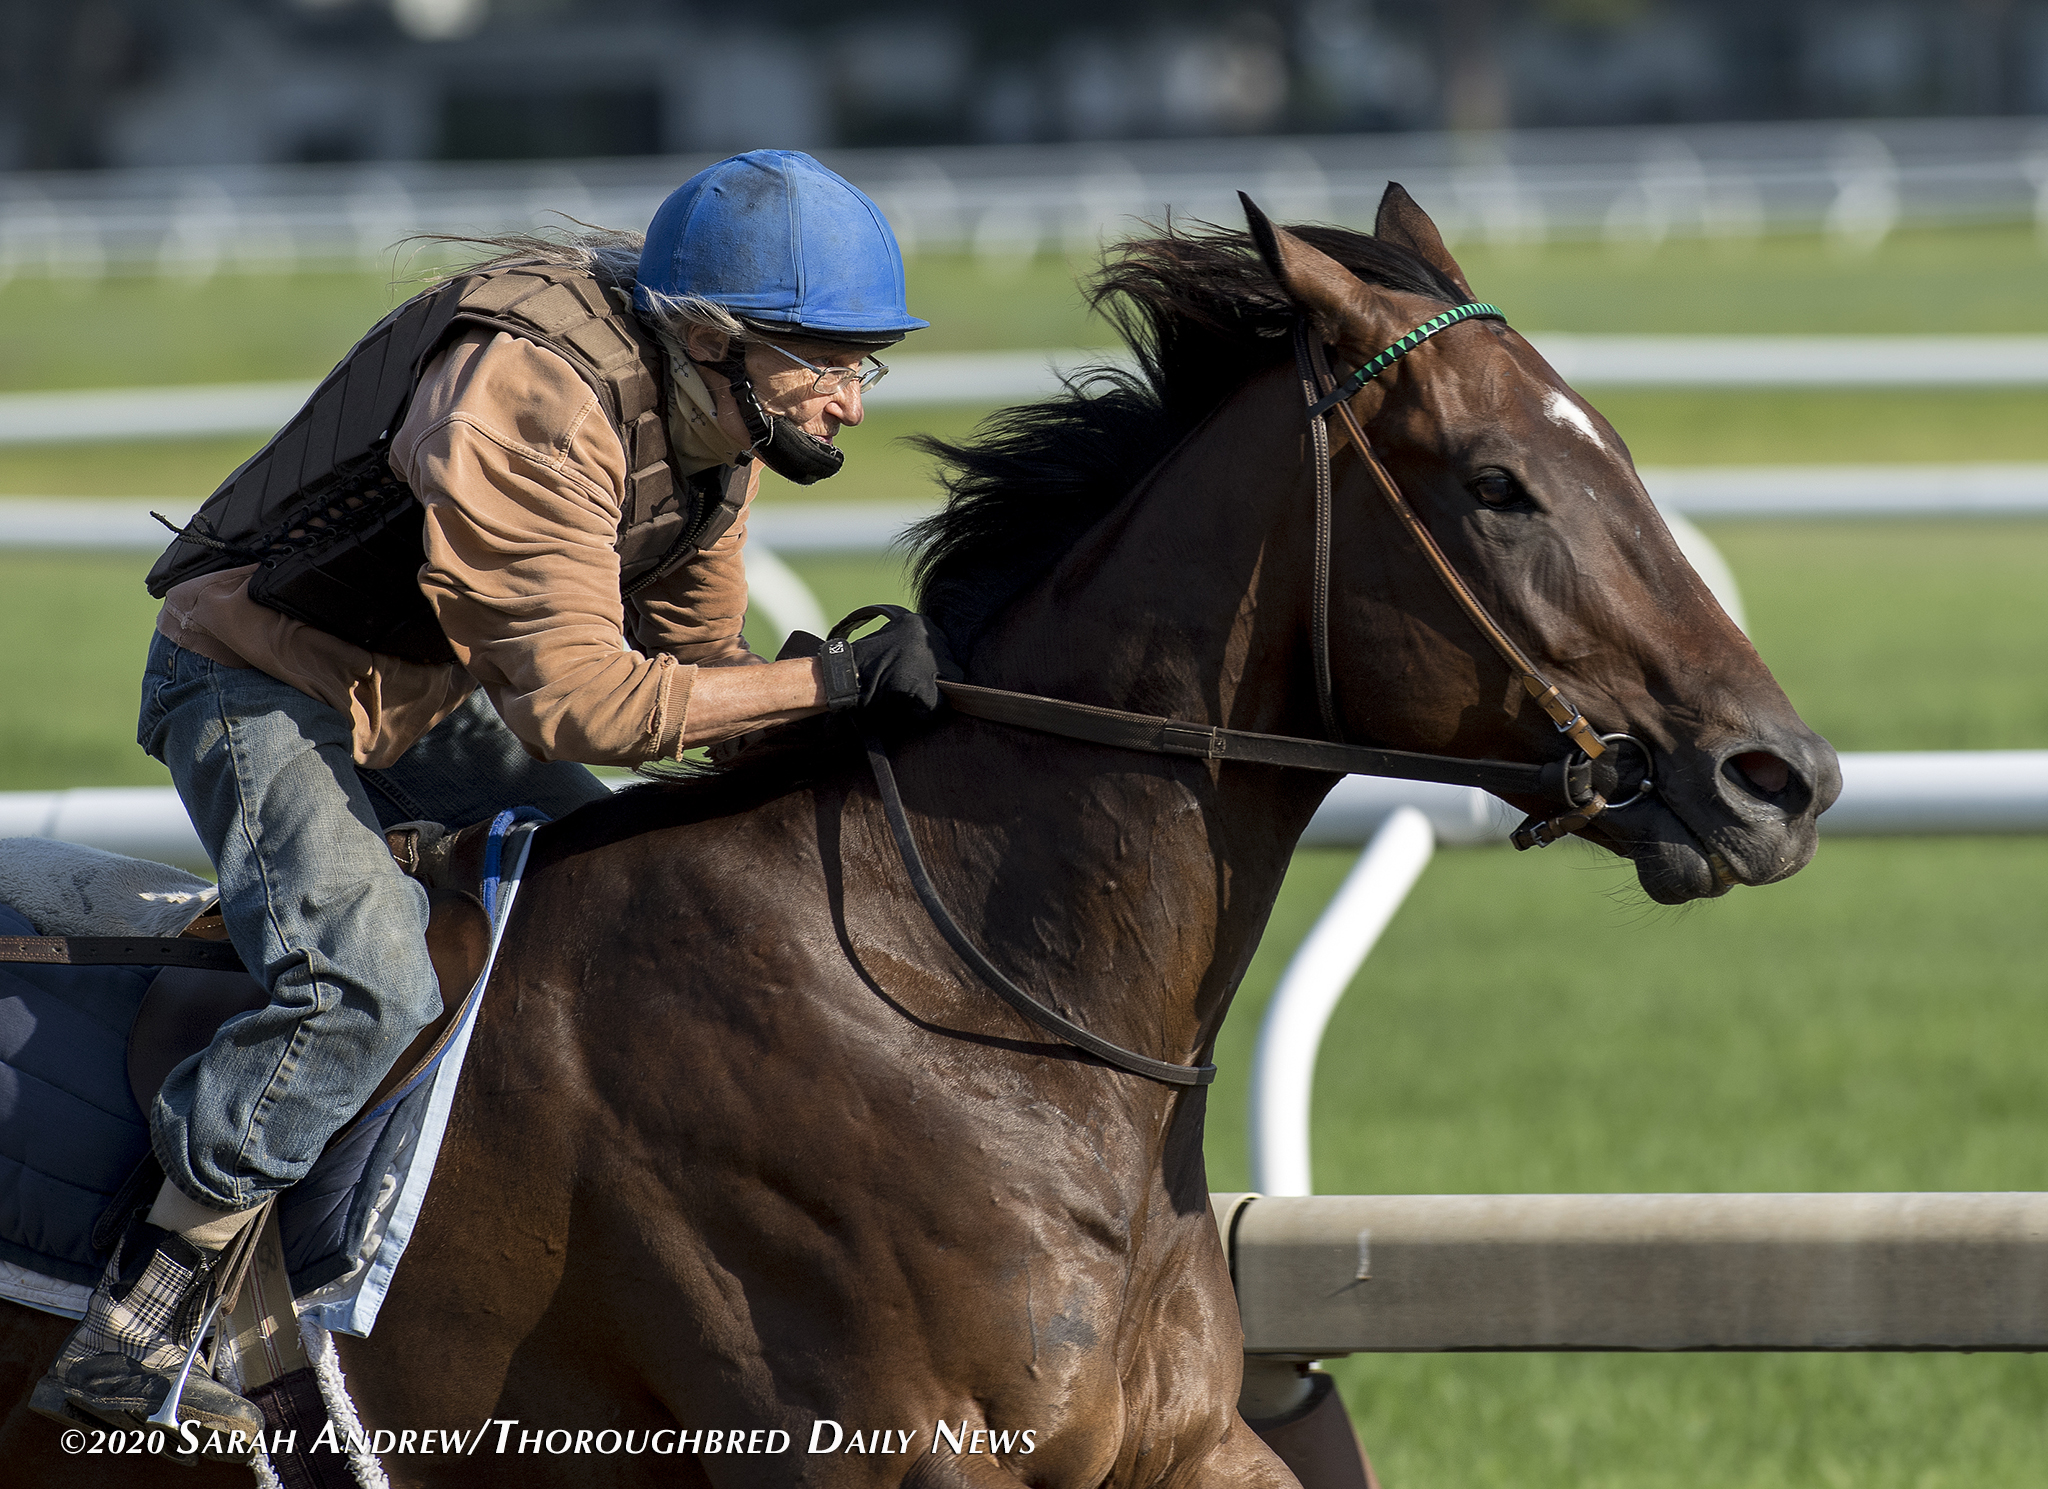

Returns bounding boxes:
[1307,301,1505,418]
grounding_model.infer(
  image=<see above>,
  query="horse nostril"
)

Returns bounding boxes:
[1728,751,1791,797]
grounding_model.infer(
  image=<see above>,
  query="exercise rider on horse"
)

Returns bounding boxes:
[34,150,958,1445]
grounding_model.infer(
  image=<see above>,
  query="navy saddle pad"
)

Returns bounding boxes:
[0,901,424,1295]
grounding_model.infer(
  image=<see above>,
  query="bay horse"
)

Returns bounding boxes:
[0,187,1837,1487]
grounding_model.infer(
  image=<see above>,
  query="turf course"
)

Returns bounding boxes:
[3,225,2046,1486]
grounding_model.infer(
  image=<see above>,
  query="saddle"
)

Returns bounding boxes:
[0,817,521,1304]
[123,818,496,1126]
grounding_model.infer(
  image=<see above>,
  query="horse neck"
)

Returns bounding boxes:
[974,366,1322,733]
[928,365,1334,1063]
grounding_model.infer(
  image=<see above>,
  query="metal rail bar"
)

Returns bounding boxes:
[10,473,2048,557]
[6,116,2048,273]
[1249,809,1435,1196]
[6,749,2043,875]
[10,345,2048,446]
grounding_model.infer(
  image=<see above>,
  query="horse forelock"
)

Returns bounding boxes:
[906,221,1465,649]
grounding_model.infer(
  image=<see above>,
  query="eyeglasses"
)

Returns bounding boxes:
[762,341,889,397]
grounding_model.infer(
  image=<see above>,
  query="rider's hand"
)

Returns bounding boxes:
[782,610,966,720]
[781,612,962,722]
[847,611,962,721]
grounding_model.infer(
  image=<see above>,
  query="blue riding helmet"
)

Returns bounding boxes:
[636,150,927,344]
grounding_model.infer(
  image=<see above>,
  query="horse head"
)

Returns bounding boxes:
[1244,186,1840,903]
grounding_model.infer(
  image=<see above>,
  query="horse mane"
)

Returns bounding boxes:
[907,221,1465,646]
[625,218,1463,808]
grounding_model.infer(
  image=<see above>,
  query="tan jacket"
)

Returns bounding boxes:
[156,329,758,769]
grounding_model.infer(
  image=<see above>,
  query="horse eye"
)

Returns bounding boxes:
[1472,471,1522,508]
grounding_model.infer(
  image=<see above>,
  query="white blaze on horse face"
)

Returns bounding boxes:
[1543,389,1607,452]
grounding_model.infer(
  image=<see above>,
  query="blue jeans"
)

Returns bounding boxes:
[137,632,612,1210]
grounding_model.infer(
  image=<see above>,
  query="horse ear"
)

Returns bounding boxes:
[1373,182,1477,301]
[1238,191,1374,341]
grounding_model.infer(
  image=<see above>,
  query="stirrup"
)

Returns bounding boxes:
[153,1195,272,1440]
[143,1286,233,1438]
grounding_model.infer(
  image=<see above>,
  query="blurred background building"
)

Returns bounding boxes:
[3,0,2047,172]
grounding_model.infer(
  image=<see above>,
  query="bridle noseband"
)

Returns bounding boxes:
[846,299,1655,1087]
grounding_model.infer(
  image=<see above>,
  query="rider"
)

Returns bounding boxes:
[36,149,958,1445]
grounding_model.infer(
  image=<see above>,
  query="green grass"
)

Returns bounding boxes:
[1336,1351,2048,1489]
[3,224,2041,400]
[0,437,275,500]
[1596,388,2048,466]
[0,252,1109,396]
[1208,836,2048,1197]
[1449,221,2048,334]
[1707,520,2048,752]
[0,270,420,392]
[0,552,168,789]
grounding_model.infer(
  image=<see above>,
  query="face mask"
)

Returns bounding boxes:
[701,341,845,486]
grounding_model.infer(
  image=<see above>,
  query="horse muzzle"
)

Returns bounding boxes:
[1576,726,1842,904]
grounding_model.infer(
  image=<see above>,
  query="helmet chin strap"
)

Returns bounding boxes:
[700,342,845,485]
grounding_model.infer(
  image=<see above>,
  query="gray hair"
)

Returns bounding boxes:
[634,285,746,344]
[411,222,747,344]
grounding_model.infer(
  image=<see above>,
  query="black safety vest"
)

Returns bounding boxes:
[145,263,746,665]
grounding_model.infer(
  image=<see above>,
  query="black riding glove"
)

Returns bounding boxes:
[778,608,963,723]
[850,611,962,719]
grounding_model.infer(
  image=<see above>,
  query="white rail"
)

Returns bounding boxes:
[5,117,2047,276]
[1642,463,2048,518]
[8,340,2048,445]
[0,497,948,551]
[1535,335,2048,387]
[1248,809,1436,1198]
[738,544,827,640]
[0,788,218,872]
[8,472,2046,560]
[1304,749,2048,849]
[0,382,317,445]
[5,747,2043,877]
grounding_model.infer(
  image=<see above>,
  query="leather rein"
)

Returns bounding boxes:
[857,303,1652,1087]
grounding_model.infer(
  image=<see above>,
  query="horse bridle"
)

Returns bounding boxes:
[855,301,1655,1087]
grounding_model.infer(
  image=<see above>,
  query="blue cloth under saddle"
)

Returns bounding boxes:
[0,901,426,1293]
